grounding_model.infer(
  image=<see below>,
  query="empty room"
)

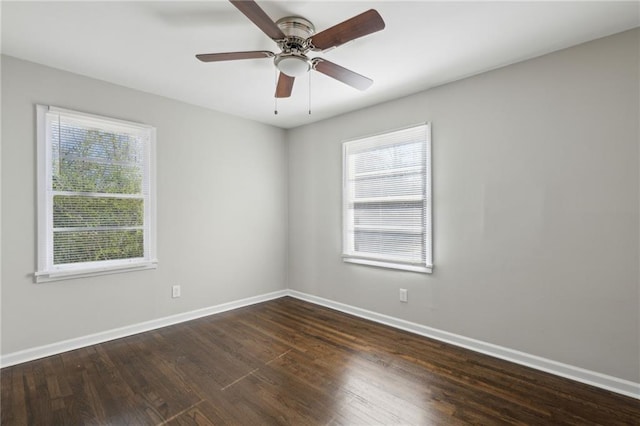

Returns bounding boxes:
[1,0,639,424]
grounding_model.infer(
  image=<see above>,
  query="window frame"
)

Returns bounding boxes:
[342,123,433,274]
[35,105,157,283]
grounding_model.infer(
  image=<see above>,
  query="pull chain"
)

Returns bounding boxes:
[308,72,312,115]
[272,69,313,115]
[274,68,278,115]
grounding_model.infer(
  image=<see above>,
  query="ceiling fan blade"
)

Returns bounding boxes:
[313,59,373,91]
[229,0,286,40]
[275,73,295,98]
[310,9,385,51]
[196,51,274,62]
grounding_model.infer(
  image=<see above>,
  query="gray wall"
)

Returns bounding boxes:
[2,29,639,383]
[1,56,288,354]
[287,29,640,382]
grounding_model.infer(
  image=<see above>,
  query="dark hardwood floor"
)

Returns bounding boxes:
[2,296,639,425]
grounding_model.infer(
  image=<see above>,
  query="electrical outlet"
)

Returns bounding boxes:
[399,288,408,303]
[172,285,181,298]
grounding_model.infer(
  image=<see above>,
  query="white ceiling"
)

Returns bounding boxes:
[2,1,639,129]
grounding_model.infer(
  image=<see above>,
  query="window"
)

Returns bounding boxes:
[35,105,157,282]
[342,123,432,273]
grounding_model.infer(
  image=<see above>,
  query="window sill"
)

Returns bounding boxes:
[35,260,158,283]
[343,257,432,274]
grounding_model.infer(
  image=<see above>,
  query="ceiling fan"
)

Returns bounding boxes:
[196,0,385,98]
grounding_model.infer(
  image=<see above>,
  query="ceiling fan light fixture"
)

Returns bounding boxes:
[275,54,310,77]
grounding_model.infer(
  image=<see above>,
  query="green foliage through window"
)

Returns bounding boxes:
[50,118,147,265]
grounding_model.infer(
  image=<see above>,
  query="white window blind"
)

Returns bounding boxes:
[36,105,157,282]
[342,123,432,273]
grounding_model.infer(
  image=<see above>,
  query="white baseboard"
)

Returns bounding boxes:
[286,290,640,400]
[0,289,288,368]
[2,288,638,400]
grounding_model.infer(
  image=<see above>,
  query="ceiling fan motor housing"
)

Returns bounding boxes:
[274,16,315,77]
[276,16,315,46]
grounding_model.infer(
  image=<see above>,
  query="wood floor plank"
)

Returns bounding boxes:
[2,296,639,425]
[165,405,216,426]
[1,366,29,425]
[103,337,200,422]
